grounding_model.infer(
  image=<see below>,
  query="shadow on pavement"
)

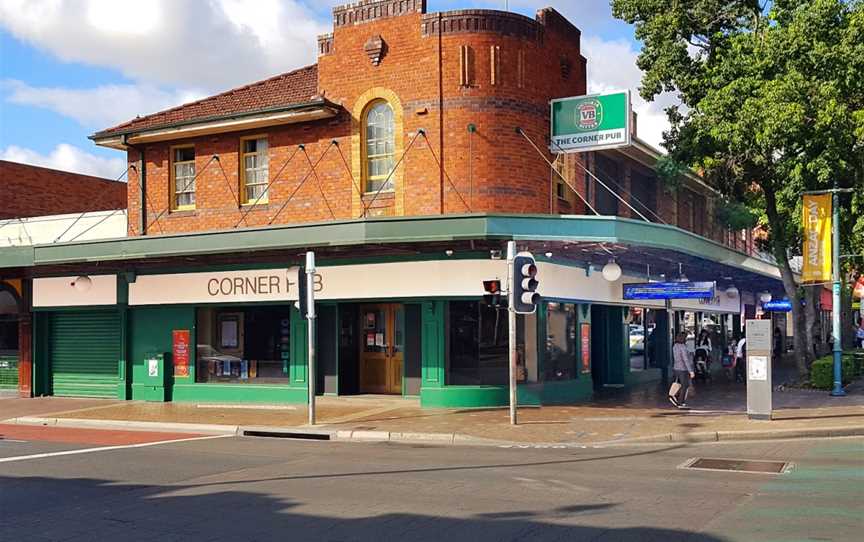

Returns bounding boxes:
[0,474,733,541]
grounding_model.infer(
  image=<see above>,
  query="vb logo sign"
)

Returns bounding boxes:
[576,99,602,130]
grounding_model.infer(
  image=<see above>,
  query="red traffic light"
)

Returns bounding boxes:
[483,280,501,294]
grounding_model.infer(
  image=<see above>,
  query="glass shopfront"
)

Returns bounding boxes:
[447,301,524,385]
[545,302,577,380]
[195,306,292,384]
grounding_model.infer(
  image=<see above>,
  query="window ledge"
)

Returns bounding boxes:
[240,202,270,210]
[362,190,395,197]
[168,209,197,217]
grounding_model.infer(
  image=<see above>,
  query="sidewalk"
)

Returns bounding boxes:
[4,382,864,446]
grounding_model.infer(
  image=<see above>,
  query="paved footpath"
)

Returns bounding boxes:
[4,380,863,446]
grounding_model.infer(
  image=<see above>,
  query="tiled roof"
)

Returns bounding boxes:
[92,64,320,139]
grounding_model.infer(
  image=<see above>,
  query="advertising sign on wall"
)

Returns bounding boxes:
[580,323,591,373]
[802,194,832,283]
[173,329,190,378]
[551,91,631,153]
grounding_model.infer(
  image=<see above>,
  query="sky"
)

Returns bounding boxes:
[0,0,675,180]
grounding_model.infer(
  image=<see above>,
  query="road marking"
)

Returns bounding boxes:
[0,434,231,464]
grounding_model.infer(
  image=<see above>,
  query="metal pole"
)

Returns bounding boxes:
[507,240,518,425]
[306,251,319,423]
[830,189,845,396]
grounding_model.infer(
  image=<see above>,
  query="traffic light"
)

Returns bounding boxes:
[295,266,308,319]
[483,279,503,308]
[512,253,540,314]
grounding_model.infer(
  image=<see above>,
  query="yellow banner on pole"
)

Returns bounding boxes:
[802,194,832,283]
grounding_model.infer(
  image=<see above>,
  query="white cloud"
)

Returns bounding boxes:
[581,36,678,151]
[0,0,327,91]
[3,79,204,129]
[1,144,126,179]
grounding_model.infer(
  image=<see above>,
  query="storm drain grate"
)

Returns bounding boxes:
[681,457,792,474]
[243,430,331,441]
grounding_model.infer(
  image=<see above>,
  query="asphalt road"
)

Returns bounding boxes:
[0,427,861,541]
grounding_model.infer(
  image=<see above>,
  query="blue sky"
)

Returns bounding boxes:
[0,0,663,179]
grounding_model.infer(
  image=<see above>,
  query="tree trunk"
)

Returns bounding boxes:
[765,187,811,379]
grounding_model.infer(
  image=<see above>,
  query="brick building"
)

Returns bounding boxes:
[0,160,126,220]
[7,1,784,408]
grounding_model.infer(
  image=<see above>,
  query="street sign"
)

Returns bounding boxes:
[551,90,631,153]
[622,281,716,301]
[762,300,793,312]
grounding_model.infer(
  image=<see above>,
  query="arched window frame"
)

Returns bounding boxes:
[362,100,396,194]
[351,88,405,217]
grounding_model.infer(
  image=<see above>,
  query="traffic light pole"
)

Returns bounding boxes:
[306,251,318,424]
[506,241,518,425]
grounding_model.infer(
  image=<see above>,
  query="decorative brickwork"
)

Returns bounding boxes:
[364,34,387,65]
[333,0,426,28]
[318,34,334,55]
[421,10,542,41]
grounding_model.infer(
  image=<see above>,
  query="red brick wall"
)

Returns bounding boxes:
[0,160,127,219]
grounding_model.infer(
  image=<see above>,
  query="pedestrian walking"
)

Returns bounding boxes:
[668,332,695,408]
[856,321,864,349]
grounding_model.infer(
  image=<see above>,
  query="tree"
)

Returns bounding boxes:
[612,0,864,378]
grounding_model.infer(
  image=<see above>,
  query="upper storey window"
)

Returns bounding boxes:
[241,137,269,204]
[172,146,196,210]
[364,100,395,193]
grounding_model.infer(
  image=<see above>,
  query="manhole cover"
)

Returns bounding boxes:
[681,457,791,474]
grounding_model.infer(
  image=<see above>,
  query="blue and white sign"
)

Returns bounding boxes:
[762,300,793,312]
[623,281,716,301]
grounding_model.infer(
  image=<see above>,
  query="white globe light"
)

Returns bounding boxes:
[72,276,92,293]
[760,292,772,303]
[725,285,739,299]
[602,261,622,282]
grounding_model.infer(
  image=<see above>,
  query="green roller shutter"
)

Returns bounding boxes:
[50,311,120,398]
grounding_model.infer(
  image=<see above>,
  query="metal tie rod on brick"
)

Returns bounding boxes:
[516,127,599,216]
[52,165,133,243]
[147,155,218,232]
[548,137,653,223]
[301,146,336,219]
[334,140,365,200]
[360,129,424,218]
[420,130,472,213]
[214,157,248,227]
[268,141,336,225]
[234,145,303,228]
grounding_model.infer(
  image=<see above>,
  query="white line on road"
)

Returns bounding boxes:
[0,434,232,464]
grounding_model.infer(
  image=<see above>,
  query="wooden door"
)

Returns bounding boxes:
[359,304,403,394]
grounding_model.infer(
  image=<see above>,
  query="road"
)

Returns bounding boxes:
[0,424,861,541]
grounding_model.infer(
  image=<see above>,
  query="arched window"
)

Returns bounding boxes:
[364,101,395,192]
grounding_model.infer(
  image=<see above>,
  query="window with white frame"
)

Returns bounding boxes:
[241,137,269,203]
[172,146,196,209]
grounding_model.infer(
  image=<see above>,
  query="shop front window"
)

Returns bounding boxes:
[448,301,523,386]
[195,306,292,384]
[545,302,576,380]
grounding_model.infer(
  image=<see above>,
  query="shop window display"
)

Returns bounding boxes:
[196,306,292,384]
[448,301,523,385]
[545,302,577,380]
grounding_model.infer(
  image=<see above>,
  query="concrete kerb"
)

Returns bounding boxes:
[5,416,864,447]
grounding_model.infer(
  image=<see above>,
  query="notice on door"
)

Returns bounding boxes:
[173,329,191,378]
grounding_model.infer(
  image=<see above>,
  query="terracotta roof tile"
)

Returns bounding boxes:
[93,64,319,138]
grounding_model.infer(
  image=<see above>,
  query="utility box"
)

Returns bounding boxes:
[139,352,168,402]
[745,319,773,420]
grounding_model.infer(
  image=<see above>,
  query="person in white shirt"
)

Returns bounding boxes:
[734,336,747,383]
[669,333,695,408]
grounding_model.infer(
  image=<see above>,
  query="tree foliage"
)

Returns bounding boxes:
[612,0,864,376]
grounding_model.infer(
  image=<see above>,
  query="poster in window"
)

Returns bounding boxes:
[172,329,190,378]
[365,312,376,329]
[580,323,591,373]
[220,318,238,348]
